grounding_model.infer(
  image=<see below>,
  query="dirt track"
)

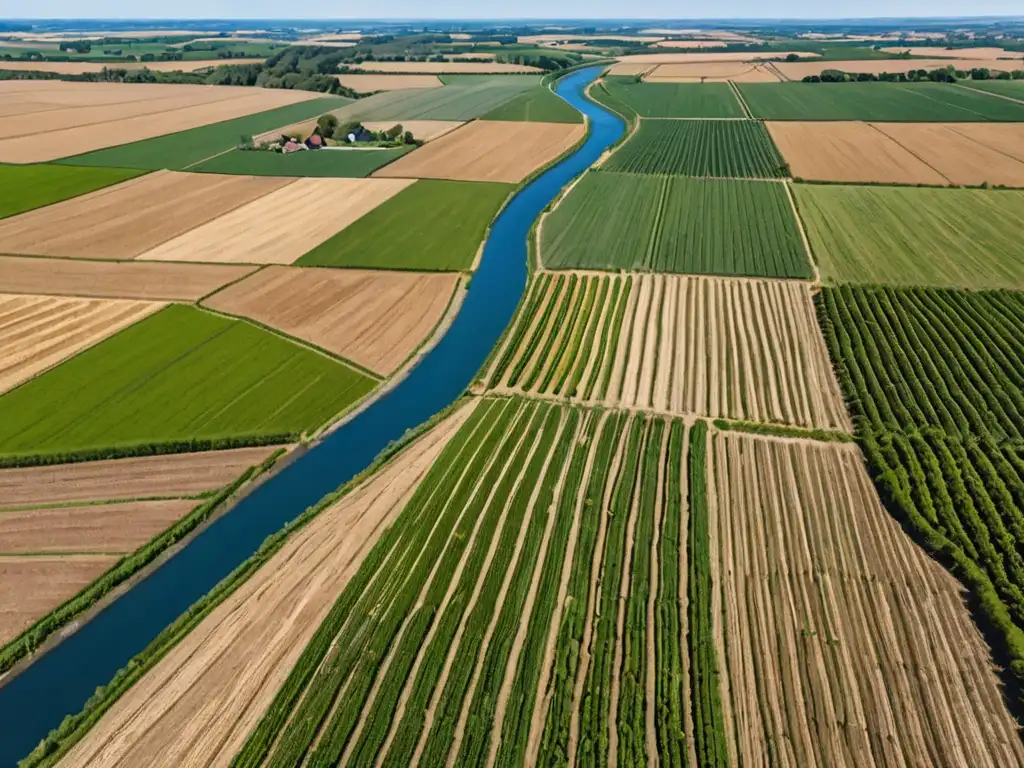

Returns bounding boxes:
[56,402,476,768]
[0,292,163,394]
[204,266,459,375]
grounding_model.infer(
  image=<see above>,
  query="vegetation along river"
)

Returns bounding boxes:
[0,65,624,765]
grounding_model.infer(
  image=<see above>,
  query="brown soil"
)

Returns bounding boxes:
[0,446,283,508]
[203,265,458,376]
[0,554,118,644]
[336,74,442,90]
[139,178,412,265]
[374,121,586,184]
[0,171,292,259]
[766,121,949,185]
[57,402,477,768]
[0,292,163,394]
[0,499,198,555]
[0,255,257,301]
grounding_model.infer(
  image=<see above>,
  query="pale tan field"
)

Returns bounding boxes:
[56,402,477,768]
[0,81,319,163]
[0,555,118,644]
[302,32,362,42]
[641,28,763,42]
[710,432,1024,768]
[363,120,464,142]
[0,293,163,394]
[880,45,1018,58]
[645,62,781,82]
[0,171,292,259]
[519,34,666,43]
[490,273,851,432]
[351,60,542,73]
[611,51,820,71]
[606,63,656,76]
[0,446,283,509]
[871,122,1024,186]
[374,120,585,183]
[139,177,414,265]
[204,266,460,375]
[0,255,256,301]
[944,122,1024,164]
[336,74,442,91]
[0,59,265,75]
[652,40,728,49]
[0,500,198,555]
[767,121,949,184]
[775,57,1021,79]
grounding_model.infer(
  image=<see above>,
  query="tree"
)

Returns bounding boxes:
[317,113,340,138]
[403,130,415,144]
[385,123,404,139]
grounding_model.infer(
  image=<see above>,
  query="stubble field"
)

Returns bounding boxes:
[642,62,781,82]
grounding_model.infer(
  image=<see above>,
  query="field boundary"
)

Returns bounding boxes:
[782,180,820,284]
[728,81,753,118]
[955,81,1024,106]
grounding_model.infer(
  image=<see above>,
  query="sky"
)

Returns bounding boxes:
[5,3,1024,20]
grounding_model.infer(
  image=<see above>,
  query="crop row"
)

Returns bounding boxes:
[600,80,745,119]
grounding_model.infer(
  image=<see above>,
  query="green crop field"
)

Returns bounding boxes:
[738,82,1024,121]
[57,97,352,170]
[543,171,810,278]
[962,79,1024,98]
[190,146,412,177]
[0,305,375,459]
[297,179,512,271]
[0,164,145,219]
[604,119,787,178]
[479,86,582,123]
[597,80,744,118]
[795,184,1024,289]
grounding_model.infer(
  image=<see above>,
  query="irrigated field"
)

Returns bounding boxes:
[597,80,744,117]
[795,184,1024,289]
[0,304,376,459]
[710,431,1024,767]
[297,179,512,271]
[0,293,163,394]
[488,273,850,431]
[204,266,460,375]
[0,164,145,220]
[0,255,257,301]
[543,172,810,279]
[138,178,415,264]
[480,86,583,123]
[739,82,1024,121]
[605,119,787,178]
[373,120,585,183]
[0,170,292,260]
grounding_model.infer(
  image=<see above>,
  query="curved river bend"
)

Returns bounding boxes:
[0,66,624,765]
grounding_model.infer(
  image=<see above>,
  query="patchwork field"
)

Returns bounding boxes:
[480,86,583,123]
[138,178,415,265]
[0,170,292,259]
[767,121,950,184]
[597,80,744,117]
[795,183,1024,289]
[0,255,257,301]
[739,82,1024,121]
[775,57,1024,80]
[643,61,781,82]
[0,80,322,163]
[609,51,821,71]
[543,171,810,279]
[0,305,376,459]
[605,119,787,178]
[189,145,413,177]
[297,179,513,271]
[336,74,443,91]
[488,273,849,430]
[0,293,163,394]
[374,120,585,183]
[709,432,1024,767]
[204,266,460,375]
[0,164,146,220]
[0,59,266,75]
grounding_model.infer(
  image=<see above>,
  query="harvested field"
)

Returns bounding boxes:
[710,432,1024,768]
[0,293,163,394]
[795,183,1024,289]
[351,61,542,73]
[0,170,292,260]
[766,121,949,185]
[488,273,850,431]
[139,178,414,264]
[0,499,198,555]
[652,40,728,49]
[0,555,117,645]
[0,255,256,301]
[373,120,585,183]
[336,74,442,90]
[879,45,1014,58]
[644,62,781,82]
[204,266,460,375]
[56,401,478,768]
[871,122,1024,186]
[0,80,320,163]
[611,51,820,67]
[0,164,145,220]
[0,446,284,508]
[0,59,266,75]
[943,122,1024,163]
[775,58,1024,80]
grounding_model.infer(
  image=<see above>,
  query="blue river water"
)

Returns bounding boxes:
[0,66,624,765]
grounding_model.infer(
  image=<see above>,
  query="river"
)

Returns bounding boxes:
[0,65,624,765]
